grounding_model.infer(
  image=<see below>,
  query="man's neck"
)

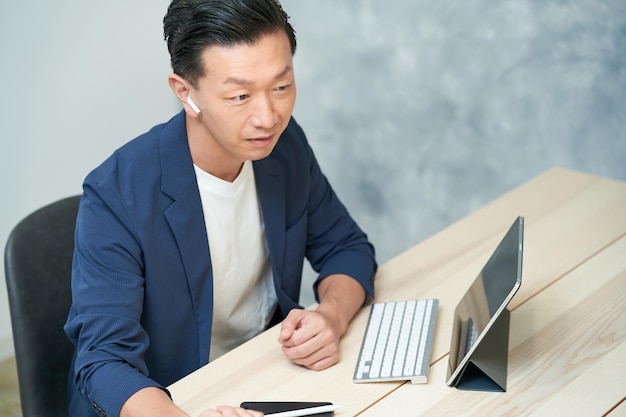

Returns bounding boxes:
[186,118,244,182]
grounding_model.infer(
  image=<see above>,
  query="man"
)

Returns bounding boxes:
[64,0,377,416]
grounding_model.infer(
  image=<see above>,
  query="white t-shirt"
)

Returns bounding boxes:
[194,160,277,361]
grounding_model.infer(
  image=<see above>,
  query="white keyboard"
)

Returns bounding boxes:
[353,299,439,384]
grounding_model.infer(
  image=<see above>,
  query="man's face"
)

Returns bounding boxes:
[189,30,296,172]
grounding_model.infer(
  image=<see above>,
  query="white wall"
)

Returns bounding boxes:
[0,1,178,359]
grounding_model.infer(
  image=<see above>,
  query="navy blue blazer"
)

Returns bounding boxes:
[64,111,376,417]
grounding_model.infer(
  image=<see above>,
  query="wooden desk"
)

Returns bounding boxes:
[169,168,626,416]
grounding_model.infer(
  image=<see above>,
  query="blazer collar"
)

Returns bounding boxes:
[159,111,196,200]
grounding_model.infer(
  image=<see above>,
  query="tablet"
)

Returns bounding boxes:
[446,216,524,389]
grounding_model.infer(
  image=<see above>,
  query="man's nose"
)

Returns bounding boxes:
[250,94,277,129]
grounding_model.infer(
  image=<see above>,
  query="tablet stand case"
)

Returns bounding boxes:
[452,308,510,392]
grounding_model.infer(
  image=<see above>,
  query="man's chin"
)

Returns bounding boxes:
[245,140,279,160]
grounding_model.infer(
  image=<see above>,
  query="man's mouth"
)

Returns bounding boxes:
[247,134,274,146]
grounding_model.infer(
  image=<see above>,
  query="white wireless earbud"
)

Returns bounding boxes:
[187,95,201,114]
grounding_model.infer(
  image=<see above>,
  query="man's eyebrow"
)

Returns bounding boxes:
[274,65,293,80]
[223,76,253,86]
[223,65,293,86]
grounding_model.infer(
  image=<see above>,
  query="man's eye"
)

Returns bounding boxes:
[276,84,291,91]
[232,94,248,101]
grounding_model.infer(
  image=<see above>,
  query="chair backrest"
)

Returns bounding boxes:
[4,195,81,417]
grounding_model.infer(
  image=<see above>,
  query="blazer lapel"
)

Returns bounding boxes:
[159,112,213,362]
[253,158,288,304]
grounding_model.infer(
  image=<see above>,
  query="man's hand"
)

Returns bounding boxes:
[120,387,263,417]
[278,308,341,370]
[278,274,366,370]
[199,406,263,417]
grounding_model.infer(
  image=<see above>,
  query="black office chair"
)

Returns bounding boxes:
[4,195,81,417]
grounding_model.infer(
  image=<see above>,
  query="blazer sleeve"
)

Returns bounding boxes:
[64,166,166,417]
[291,120,377,300]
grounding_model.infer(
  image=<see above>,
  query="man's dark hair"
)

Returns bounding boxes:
[164,0,297,87]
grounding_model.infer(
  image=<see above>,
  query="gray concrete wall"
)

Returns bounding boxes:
[283,1,626,306]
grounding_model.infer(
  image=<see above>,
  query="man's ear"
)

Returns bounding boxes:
[168,74,200,117]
